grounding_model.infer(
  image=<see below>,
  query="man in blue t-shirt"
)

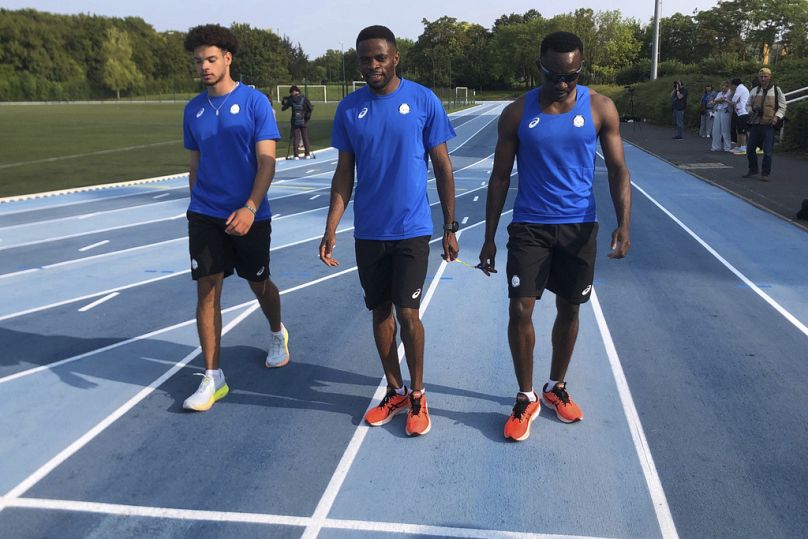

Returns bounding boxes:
[181,24,289,412]
[319,25,458,437]
[478,32,632,442]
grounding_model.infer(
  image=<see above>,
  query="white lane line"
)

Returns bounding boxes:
[0,266,359,507]
[598,152,808,337]
[77,213,97,220]
[448,103,503,153]
[152,193,171,199]
[0,140,181,170]
[273,213,282,218]
[5,498,591,538]
[462,216,469,224]
[481,181,486,186]
[78,240,109,252]
[77,292,119,312]
[306,169,316,173]
[590,289,678,538]
[473,196,479,202]
[301,232,459,539]
[309,194,320,200]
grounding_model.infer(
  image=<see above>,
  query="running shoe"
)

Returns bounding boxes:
[265,324,290,368]
[503,392,540,441]
[182,373,229,411]
[405,390,431,436]
[541,382,583,423]
[364,387,409,426]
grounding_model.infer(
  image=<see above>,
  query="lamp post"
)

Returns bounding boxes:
[650,0,661,80]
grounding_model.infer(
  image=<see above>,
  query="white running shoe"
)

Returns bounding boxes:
[182,373,229,411]
[265,324,290,368]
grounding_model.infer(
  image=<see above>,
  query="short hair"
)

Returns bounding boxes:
[356,25,397,49]
[731,78,742,86]
[540,31,584,57]
[184,24,239,55]
[289,85,300,94]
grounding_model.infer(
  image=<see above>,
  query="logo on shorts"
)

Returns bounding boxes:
[256,266,265,277]
[196,108,205,118]
[528,117,540,128]
[191,258,198,270]
[358,107,368,119]
[399,103,410,115]
[573,115,585,127]
[511,275,520,288]
[411,288,421,299]
[582,284,592,296]
[230,104,240,115]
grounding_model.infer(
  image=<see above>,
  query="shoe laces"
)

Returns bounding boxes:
[192,373,212,393]
[378,388,400,409]
[550,384,571,405]
[511,396,530,420]
[409,392,423,415]
[270,331,285,358]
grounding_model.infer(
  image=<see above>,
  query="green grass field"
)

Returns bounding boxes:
[0,101,337,198]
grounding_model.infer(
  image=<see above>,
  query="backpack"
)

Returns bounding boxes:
[290,96,307,127]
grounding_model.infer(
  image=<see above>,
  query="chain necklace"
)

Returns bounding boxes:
[207,82,239,116]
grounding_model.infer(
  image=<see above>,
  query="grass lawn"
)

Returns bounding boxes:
[0,101,337,197]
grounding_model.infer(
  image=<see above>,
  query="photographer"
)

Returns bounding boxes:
[743,67,786,182]
[670,80,688,140]
[281,85,314,159]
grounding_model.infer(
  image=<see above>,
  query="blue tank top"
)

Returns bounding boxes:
[513,85,597,224]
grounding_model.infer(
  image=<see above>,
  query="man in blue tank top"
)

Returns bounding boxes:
[478,31,632,442]
[319,25,458,437]
[181,25,289,413]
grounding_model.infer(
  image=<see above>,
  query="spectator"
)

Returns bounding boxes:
[744,67,786,182]
[281,85,314,159]
[710,80,733,152]
[699,83,717,138]
[730,78,750,154]
[671,80,688,140]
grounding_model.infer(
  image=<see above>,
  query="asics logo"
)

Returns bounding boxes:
[581,284,591,295]
[358,107,368,119]
[528,117,540,128]
[196,108,205,118]
[256,266,265,277]
[411,288,421,299]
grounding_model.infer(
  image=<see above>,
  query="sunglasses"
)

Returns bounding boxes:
[537,61,582,84]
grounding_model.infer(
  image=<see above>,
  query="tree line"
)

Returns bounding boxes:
[1,1,807,101]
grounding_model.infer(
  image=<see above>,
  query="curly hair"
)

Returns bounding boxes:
[184,24,239,55]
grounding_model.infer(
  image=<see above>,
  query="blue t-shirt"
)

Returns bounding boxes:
[331,79,456,240]
[513,86,598,224]
[183,83,280,221]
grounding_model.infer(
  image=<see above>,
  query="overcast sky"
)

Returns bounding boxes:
[6,0,720,57]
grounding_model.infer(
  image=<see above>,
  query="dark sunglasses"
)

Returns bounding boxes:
[537,61,582,83]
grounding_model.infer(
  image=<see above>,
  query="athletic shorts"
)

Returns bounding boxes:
[187,210,271,282]
[355,236,430,310]
[506,222,598,303]
[736,113,748,134]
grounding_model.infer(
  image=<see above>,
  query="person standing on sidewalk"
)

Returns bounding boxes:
[699,83,717,138]
[730,78,750,154]
[743,67,787,182]
[710,80,733,152]
[478,31,632,442]
[319,25,458,436]
[181,24,290,412]
[671,80,688,140]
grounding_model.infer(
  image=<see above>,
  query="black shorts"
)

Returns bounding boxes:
[736,114,748,135]
[506,222,598,303]
[355,236,430,310]
[187,210,271,282]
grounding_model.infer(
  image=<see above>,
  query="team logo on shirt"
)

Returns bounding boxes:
[399,103,410,115]
[230,104,240,115]
[191,258,199,270]
[582,284,592,296]
[411,288,421,299]
[573,114,585,127]
[196,108,205,118]
[256,266,265,277]
[358,107,368,119]
[511,275,520,287]
[528,117,540,128]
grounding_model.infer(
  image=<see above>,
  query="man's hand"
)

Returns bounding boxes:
[225,207,255,236]
[319,231,339,267]
[442,232,459,262]
[478,240,498,276]
[608,226,631,259]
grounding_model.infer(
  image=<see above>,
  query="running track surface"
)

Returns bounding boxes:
[1,103,806,539]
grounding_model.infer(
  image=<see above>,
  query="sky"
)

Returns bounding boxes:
[6,0,721,58]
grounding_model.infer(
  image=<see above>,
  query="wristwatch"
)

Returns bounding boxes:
[443,221,459,233]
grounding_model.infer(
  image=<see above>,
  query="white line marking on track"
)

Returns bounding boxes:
[5,498,594,538]
[590,288,679,538]
[597,151,808,337]
[306,169,316,173]
[0,266,359,507]
[77,292,119,312]
[309,194,320,200]
[462,216,469,224]
[78,240,109,252]
[473,195,479,202]
[152,193,171,199]
[481,181,486,185]
[77,213,97,220]
[0,140,181,170]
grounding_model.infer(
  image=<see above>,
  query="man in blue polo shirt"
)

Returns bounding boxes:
[181,24,290,412]
[319,25,458,436]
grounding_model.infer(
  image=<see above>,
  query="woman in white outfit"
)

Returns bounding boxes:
[711,80,733,151]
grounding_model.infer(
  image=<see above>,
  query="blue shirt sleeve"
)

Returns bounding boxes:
[331,101,353,152]
[423,90,456,151]
[183,105,199,151]
[253,93,281,142]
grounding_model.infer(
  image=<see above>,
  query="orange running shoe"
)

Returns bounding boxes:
[405,390,431,436]
[541,382,583,423]
[364,387,409,426]
[503,392,540,441]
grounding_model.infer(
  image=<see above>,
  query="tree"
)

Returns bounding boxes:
[230,23,290,86]
[100,26,143,99]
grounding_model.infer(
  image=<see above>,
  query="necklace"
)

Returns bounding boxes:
[207,82,239,116]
